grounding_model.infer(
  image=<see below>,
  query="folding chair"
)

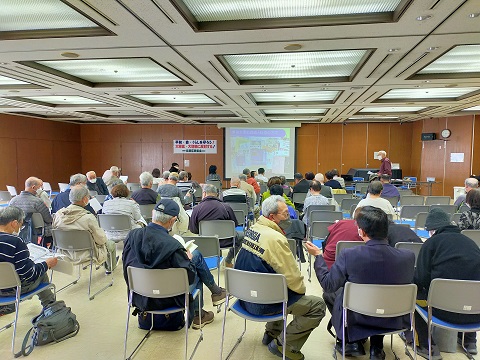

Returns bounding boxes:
[138,204,155,222]
[42,182,59,198]
[151,184,158,191]
[395,242,423,267]
[307,221,334,282]
[354,183,368,198]
[199,220,236,262]
[424,196,451,206]
[414,212,429,238]
[292,192,307,205]
[183,235,222,285]
[340,198,360,219]
[31,212,45,246]
[260,183,268,195]
[461,230,480,248]
[58,183,69,192]
[304,205,336,222]
[383,196,399,210]
[225,202,249,228]
[89,190,98,197]
[97,214,132,243]
[124,267,202,360]
[51,229,113,300]
[400,196,424,206]
[0,263,56,356]
[415,278,480,360]
[309,210,343,224]
[0,191,11,201]
[94,194,107,205]
[399,206,430,227]
[429,204,456,216]
[126,183,141,192]
[220,268,288,360]
[6,186,17,197]
[333,193,353,206]
[335,241,364,259]
[233,209,246,229]
[399,189,414,197]
[341,282,417,360]
[451,212,462,225]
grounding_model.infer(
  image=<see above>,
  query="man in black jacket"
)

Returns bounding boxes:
[86,171,109,195]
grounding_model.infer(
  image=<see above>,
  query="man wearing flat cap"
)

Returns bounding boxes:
[122,198,225,330]
[414,208,480,359]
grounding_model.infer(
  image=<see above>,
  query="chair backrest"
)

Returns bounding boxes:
[233,209,246,226]
[355,183,368,195]
[193,186,202,200]
[199,220,235,240]
[400,205,429,220]
[287,239,296,257]
[224,268,288,304]
[151,184,158,191]
[43,182,53,193]
[309,221,333,240]
[138,204,156,221]
[31,212,44,229]
[427,278,480,315]
[226,202,248,214]
[0,191,12,201]
[383,196,399,208]
[58,183,69,192]
[206,180,222,193]
[335,241,364,259]
[333,193,352,205]
[183,236,221,258]
[340,198,360,212]
[400,195,424,206]
[394,242,423,266]
[309,210,343,223]
[0,262,21,291]
[398,189,414,197]
[98,214,131,231]
[52,229,94,251]
[459,204,470,213]
[305,205,336,219]
[429,204,456,216]
[451,212,461,225]
[461,230,480,248]
[127,183,141,192]
[424,196,451,206]
[414,212,429,230]
[127,266,189,299]
[89,190,98,196]
[94,195,107,205]
[6,186,17,197]
[343,282,417,318]
[292,192,307,204]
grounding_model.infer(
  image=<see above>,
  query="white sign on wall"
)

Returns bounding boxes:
[173,140,217,154]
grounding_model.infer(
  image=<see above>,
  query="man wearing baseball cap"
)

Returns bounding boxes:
[414,208,480,359]
[122,198,226,330]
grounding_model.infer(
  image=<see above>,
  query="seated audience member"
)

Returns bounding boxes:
[86,170,109,195]
[243,168,260,195]
[206,165,221,182]
[176,171,193,191]
[223,177,248,205]
[105,166,123,191]
[355,181,395,216]
[9,177,53,245]
[305,172,315,182]
[379,174,400,202]
[386,220,423,247]
[262,176,295,208]
[324,171,343,189]
[188,184,240,268]
[458,188,480,230]
[455,177,479,209]
[305,206,415,360]
[169,162,180,173]
[123,199,226,328]
[131,172,160,205]
[0,206,57,314]
[51,173,96,215]
[256,167,268,183]
[292,173,310,194]
[238,174,256,204]
[53,186,117,274]
[414,208,480,358]
[235,195,326,360]
[159,171,170,186]
[250,170,257,180]
[157,172,191,205]
[269,185,297,219]
[302,180,330,227]
[312,173,332,198]
[102,184,147,242]
[151,168,162,185]
[332,169,346,189]
[280,175,293,197]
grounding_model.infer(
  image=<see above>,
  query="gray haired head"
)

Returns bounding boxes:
[0,206,25,226]
[139,171,153,186]
[69,173,87,186]
[262,195,286,218]
[69,185,89,203]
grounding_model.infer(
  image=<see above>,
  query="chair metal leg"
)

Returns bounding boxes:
[282,302,287,360]
[11,289,20,357]
[124,302,132,360]
[188,290,203,360]
[221,295,247,360]
[55,264,82,293]
[89,257,114,300]
[459,333,475,360]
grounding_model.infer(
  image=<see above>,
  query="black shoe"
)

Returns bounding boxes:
[262,331,275,345]
[369,345,385,360]
[457,338,478,355]
[335,341,366,357]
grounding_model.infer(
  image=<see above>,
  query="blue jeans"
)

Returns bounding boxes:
[189,249,216,315]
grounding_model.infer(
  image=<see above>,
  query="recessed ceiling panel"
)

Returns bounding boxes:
[417,45,480,77]
[222,50,368,83]
[20,95,104,105]
[359,106,426,113]
[264,109,326,115]
[33,58,182,84]
[462,106,480,111]
[349,116,398,119]
[130,94,216,104]
[379,87,480,100]
[173,110,236,116]
[252,90,339,103]
[0,75,29,85]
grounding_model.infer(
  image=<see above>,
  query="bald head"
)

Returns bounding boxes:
[86,171,96,181]
[25,177,42,193]
[231,177,240,187]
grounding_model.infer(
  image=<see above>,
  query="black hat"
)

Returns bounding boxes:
[425,208,451,231]
[172,162,179,167]
[154,199,180,216]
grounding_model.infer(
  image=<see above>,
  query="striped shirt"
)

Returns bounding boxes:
[0,232,47,285]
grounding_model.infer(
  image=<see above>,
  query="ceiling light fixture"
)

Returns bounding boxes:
[416,15,432,21]
[284,44,302,51]
[388,48,400,52]
[427,47,439,51]
[468,13,480,18]
[60,52,80,58]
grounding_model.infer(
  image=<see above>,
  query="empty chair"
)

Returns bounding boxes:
[354,183,368,197]
[451,212,461,225]
[51,229,113,300]
[220,269,288,360]
[340,198,360,219]
[309,210,343,224]
[199,220,237,261]
[424,196,451,206]
[58,183,69,192]
[0,263,56,356]
[183,235,222,284]
[415,278,480,360]
[292,192,307,205]
[94,194,107,205]
[414,212,429,238]
[335,241,364,259]
[0,191,12,201]
[124,267,202,360]
[138,204,156,222]
[398,189,414,197]
[333,193,352,205]
[342,282,417,360]
[97,214,132,243]
[42,182,59,198]
[395,242,423,267]
[429,204,456,216]
[304,204,336,221]
[399,205,430,224]
[126,183,141,192]
[461,230,480,248]
[233,209,246,229]
[6,186,17,197]
[400,195,424,206]
[308,221,334,281]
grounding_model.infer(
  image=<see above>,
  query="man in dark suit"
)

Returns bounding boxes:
[306,206,415,360]
[86,171,109,195]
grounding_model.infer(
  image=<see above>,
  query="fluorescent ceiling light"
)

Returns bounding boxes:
[252,90,338,102]
[223,50,367,80]
[181,0,402,21]
[130,94,216,104]
[462,106,480,111]
[22,96,104,105]
[0,75,29,85]
[349,116,398,119]
[360,106,425,112]
[380,87,480,100]
[35,58,181,83]
[1,0,98,31]
[86,110,146,116]
[264,109,326,114]
[418,45,480,74]
[174,110,235,116]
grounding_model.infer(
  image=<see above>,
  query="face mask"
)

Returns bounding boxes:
[377,156,382,160]
[13,230,20,236]
[36,188,43,195]
[358,229,363,238]
[278,219,292,230]
[89,178,97,184]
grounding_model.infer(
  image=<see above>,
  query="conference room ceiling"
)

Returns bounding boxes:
[0,0,480,125]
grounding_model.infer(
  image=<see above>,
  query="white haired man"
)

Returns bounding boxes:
[377,150,392,176]
[454,177,479,208]
[86,171,109,195]
[51,173,96,215]
[131,172,160,205]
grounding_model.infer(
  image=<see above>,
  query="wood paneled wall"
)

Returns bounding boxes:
[0,114,81,190]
